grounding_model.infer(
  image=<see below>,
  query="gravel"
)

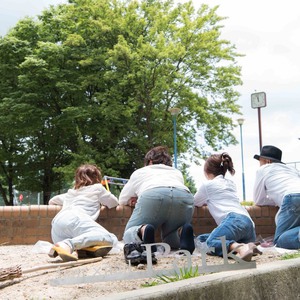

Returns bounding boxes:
[0,243,292,300]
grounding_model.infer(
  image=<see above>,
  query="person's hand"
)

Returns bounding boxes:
[128,197,137,207]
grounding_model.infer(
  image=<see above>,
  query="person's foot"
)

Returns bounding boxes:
[238,248,254,262]
[140,250,157,265]
[233,243,262,262]
[123,243,143,265]
[248,242,263,256]
[51,242,78,262]
[123,242,157,265]
[179,223,195,254]
[142,224,157,252]
[78,245,113,258]
[48,247,58,258]
[138,244,157,265]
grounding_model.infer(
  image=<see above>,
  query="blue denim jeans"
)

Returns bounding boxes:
[274,193,300,249]
[197,212,256,257]
[123,187,194,249]
[51,208,117,251]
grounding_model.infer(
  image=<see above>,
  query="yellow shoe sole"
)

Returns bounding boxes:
[52,245,78,262]
[78,245,112,258]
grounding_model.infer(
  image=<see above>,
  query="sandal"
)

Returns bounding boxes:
[51,244,78,262]
[78,245,112,258]
[239,249,254,262]
[248,242,263,256]
[48,247,58,258]
[229,244,254,262]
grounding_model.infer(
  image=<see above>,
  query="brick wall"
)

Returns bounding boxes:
[0,205,278,245]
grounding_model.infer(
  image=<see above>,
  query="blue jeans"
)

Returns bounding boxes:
[123,187,194,249]
[51,208,117,251]
[197,212,256,257]
[274,194,300,249]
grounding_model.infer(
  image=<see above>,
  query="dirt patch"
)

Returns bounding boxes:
[0,243,289,300]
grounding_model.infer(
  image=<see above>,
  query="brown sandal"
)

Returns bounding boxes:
[79,245,112,258]
[51,245,78,262]
[239,249,254,262]
[248,242,263,256]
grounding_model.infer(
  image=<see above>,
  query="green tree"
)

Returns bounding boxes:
[0,32,34,205]
[0,0,242,204]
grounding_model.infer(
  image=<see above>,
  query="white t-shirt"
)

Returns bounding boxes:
[194,175,253,226]
[49,183,119,220]
[118,164,190,205]
[253,163,300,207]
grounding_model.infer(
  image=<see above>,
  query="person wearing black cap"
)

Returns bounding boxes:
[253,145,300,249]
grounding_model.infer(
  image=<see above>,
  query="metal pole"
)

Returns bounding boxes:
[258,108,262,151]
[173,115,178,168]
[239,122,246,201]
[169,107,181,169]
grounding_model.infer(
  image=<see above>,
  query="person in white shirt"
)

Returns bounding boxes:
[194,153,261,261]
[253,145,300,249]
[119,146,195,265]
[48,164,119,261]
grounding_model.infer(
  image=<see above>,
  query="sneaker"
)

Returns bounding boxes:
[134,243,157,264]
[140,247,157,265]
[123,242,157,265]
[123,243,143,265]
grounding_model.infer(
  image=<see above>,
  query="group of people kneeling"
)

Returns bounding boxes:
[48,145,300,264]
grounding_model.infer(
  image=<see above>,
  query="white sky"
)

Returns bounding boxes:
[1,0,300,200]
[188,0,300,201]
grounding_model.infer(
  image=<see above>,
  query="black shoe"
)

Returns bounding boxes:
[124,242,157,265]
[123,243,142,265]
[143,224,157,253]
[180,223,195,254]
[139,246,157,265]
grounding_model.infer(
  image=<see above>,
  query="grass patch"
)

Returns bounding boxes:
[142,266,201,287]
[280,251,300,260]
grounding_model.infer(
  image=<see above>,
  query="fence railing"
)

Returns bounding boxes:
[286,161,300,170]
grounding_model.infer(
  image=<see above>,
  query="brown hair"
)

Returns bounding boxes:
[204,152,235,177]
[144,146,172,167]
[74,164,102,189]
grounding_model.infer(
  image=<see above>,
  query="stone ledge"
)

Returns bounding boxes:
[109,258,300,300]
[0,205,278,245]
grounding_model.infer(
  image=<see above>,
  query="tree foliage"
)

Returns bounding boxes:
[0,0,242,205]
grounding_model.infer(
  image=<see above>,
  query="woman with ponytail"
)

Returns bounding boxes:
[194,153,261,261]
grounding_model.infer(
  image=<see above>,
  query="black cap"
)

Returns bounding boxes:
[254,145,284,163]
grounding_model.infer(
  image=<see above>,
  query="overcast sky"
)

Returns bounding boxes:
[1,0,300,200]
[189,0,300,201]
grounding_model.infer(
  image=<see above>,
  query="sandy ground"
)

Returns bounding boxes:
[0,242,293,300]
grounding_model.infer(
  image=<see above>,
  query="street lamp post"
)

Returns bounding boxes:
[237,118,246,201]
[169,107,181,168]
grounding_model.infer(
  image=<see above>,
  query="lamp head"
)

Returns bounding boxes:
[237,118,245,125]
[169,107,181,116]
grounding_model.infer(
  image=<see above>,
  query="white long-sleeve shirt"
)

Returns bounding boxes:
[253,163,300,207]
[119,164,190,205]
[49,183,119,220]
[194,175,253,226]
